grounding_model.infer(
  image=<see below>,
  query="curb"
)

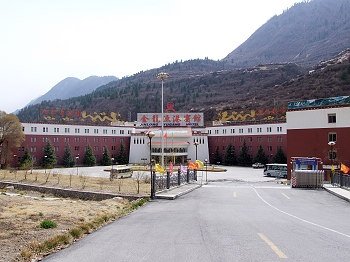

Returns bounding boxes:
[156,184,202,200]
[323,186,350,203]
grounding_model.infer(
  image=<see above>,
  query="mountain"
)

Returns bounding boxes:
[17,50,350,125]
[29,75,118,105]
[224,0,350,67]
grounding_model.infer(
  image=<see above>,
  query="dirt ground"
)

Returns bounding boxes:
[0,170,149,262]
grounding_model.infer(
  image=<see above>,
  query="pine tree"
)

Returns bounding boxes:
[83,146,96,166]
[212,146,222,165]
[237,141,252,167]
[117,143,128,165]
[101,147,112,166]
[254,145,269,164]
[224,144,237,166]
[19,148,32,171]
[273,147,287,164]
[42,142,56,168]
[62,146,75,167]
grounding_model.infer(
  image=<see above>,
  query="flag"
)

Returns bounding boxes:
[195,160,204,169]
[155,163,165,174]
[340,163,350,174]
[188,161,197,170]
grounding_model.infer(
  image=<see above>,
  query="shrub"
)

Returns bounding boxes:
[40,220,57,229]
[69,228,83,239]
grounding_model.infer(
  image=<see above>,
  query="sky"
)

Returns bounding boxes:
[0,0,303,113]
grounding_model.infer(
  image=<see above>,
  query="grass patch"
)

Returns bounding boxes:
[40,220,57,229]
[18,198,148,261]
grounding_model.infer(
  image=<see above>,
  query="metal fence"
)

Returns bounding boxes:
[332,172,350,189]
[154,169,197,192]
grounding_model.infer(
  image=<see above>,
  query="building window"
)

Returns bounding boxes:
[257,137,262,142]
[64,128,70,133]
[239,128,243,134]
[54,127,59,133]
[328,133,337,142]
[94,129,99,134]
[43,127,48,132]
[328,114,336,123]
[120,130,124,135]
[267,127,272,132]
[74,146,79,151]
[103,129,108,134]
[31,127,37,132]
[277,136,283,142]
[268,146,273,151]
[277,127,282,132]
[267,137,272,142]
[75,128,80,133]
[248,128,252,133]
[85,129,89,134]
[257,127,262,133]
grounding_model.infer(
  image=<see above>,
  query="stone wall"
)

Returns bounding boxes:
[0,181,146,201]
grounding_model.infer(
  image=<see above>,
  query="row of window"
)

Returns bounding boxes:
[210,126,283,135]
[151,148,188,153]
[27,145,118,153]
[30,137,121,143]
[28,126,129,135]
[213,136,284,143]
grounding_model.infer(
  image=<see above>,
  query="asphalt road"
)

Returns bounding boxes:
[44,170,350,262]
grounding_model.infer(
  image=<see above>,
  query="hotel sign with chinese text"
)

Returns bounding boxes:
[137,113,204,127]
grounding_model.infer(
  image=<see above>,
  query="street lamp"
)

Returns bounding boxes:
[328,141,336,183]
[147,131,156,199]
[44,155,47,174]
[194,141,199,160]
[111,157,114,175]
[75,155,79,176]
[204,158,208,183]
[157,72,169,167]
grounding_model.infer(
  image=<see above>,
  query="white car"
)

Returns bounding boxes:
[252,162,265,169]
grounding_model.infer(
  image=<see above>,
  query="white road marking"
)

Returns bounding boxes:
[281,193,290,199]
[233,192,237,198]
[258,233,287,259]
[252,187,350,239]
[203,185,289,189]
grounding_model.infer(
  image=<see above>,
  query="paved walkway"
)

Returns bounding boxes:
[155,183,202,200]
[323,184,350,202]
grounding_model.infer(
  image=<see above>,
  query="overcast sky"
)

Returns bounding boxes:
[0,0,302,113]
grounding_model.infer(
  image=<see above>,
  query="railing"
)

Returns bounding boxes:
[332,172,350,189]
[154,169,197,192]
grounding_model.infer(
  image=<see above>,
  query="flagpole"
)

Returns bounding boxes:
[157,72,169,168]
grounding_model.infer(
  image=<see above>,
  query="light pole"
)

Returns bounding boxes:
[75,155,79,176]
[111,157,114,174]
[147,131,156,199]
[204,158,208,183]
[157,72,169,167]
[328,141,336,183]
[44,155,47,174]
[194,142,199,160]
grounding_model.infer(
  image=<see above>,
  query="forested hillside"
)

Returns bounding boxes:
[225,0,350,67]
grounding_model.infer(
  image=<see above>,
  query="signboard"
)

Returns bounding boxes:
[137,113,204,127]
[288,96,350,110]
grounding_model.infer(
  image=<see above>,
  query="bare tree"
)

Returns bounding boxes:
[134,171,145,194]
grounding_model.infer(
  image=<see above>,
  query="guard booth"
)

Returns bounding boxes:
[291,157,324,188]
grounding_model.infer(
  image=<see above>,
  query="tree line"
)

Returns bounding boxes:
[18,142,128,171]
[212,141,287,166]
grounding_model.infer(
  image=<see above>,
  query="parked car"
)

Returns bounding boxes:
[252,162,265,169]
